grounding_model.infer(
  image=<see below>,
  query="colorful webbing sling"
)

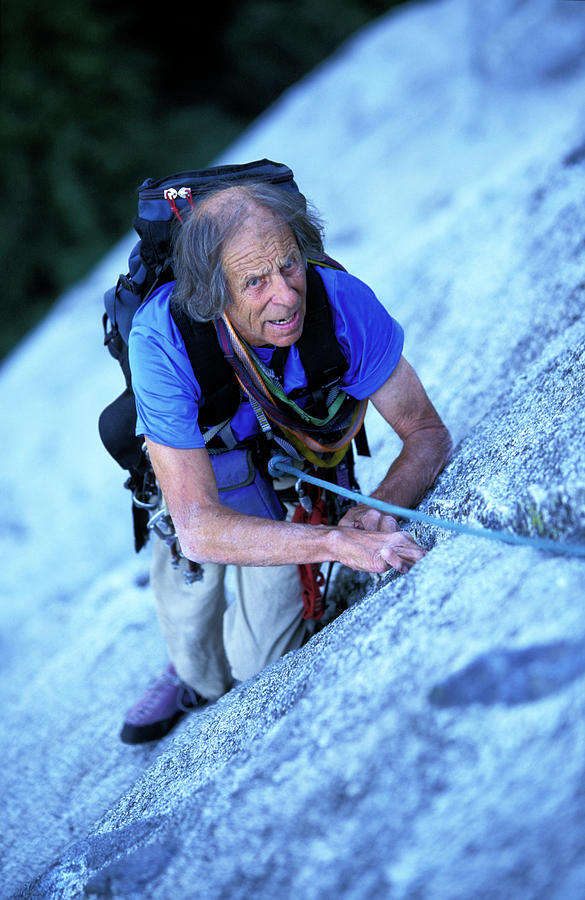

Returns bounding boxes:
[214,313,368,468]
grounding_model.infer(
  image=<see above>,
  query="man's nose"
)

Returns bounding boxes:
[270,272,298,306]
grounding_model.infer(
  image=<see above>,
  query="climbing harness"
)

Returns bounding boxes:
[268,456,585,559]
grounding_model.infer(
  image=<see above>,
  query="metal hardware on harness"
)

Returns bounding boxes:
[146,506,204,584]
[146,507,175,542]
[295,477,313,514]
[183,560,204,584]
[132,485,161,510]
[146,508,180,568]
[132,447,205,585]
[130,443,161,510]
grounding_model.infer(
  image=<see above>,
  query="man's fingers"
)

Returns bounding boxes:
[377,534,427,572]
[336,520,426,574]
[339,505,399,534]
[374,546,407,573]
[377,513,400,534]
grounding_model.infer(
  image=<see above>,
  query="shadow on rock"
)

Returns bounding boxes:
[429,637,585,707]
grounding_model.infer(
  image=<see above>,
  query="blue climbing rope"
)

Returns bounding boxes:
[268,456,585,559]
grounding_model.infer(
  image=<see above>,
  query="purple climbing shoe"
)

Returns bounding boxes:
[120,663,206,744]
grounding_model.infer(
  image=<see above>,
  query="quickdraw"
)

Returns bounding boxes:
[292,483,329,619]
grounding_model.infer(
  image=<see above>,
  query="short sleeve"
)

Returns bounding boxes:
[128,288,206,449]
[316,267,404,399]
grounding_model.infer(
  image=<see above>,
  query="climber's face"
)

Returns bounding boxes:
[222,205,307,348]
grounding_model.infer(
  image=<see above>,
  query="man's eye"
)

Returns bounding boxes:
[247,277,260,288]
[283,258,298,271]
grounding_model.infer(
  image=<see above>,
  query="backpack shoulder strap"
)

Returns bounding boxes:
[169,300,241,430]
[297,262,369,456]
[297,263,349,391]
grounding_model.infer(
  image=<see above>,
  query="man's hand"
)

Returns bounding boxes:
[338,503,400,533]
[375,531,426,574]
[338,503,426,573]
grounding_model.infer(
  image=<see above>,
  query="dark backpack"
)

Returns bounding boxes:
[98,159,366,551]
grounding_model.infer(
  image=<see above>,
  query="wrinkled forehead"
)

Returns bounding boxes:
[215,204,292,265]
[224,224,298,282]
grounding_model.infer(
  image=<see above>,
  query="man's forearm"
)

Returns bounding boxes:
[178,506,331,567]
[175,503,423,574]
[370,424,452,510]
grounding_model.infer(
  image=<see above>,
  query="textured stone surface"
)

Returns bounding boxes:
[2,1,585,898]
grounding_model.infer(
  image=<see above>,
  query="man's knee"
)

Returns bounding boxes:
[226,643,266,683]
[223,594,308,682]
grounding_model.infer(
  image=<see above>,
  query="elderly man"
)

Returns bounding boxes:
[121,179,451,743]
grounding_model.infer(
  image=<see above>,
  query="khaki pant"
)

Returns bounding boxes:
[150,536,308,700]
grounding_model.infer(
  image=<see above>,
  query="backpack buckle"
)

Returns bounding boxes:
[319,365,343,390]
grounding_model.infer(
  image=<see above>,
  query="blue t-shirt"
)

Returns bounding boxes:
[129,265,404,448]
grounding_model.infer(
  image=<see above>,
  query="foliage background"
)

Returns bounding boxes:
[1,0,406,360]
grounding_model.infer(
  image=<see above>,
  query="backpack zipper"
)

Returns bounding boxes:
[138,166,294,198]
[139,172,293,199]
[163,187,194,222]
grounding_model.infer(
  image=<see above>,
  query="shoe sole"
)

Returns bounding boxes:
[120,709,187,744]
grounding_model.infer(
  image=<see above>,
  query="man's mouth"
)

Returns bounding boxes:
[269,310,300,328]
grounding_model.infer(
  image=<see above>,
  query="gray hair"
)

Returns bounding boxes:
[171,180,325,321]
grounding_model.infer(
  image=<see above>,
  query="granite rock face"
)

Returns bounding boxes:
[2,1,585,898]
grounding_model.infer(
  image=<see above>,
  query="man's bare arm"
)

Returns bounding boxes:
[145,438,425,574]
[338,356,452,532]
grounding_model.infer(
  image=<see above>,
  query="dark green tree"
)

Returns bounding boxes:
[219,0,393,115]
[0,0,155,354]
[1,0,406,360]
